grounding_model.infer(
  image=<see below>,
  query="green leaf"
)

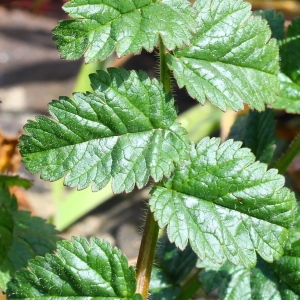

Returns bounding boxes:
[0,174,32,189]
[272,73,300,113]
[155,235,197,284]
[228,109,276,163]
[280,17,300,85]
[149,267,180,300]
[167,0,279,111]
[149,137,296,268]
[198,260,251,300]
[199,257,300,300]
[272,204,300,296]
[0,190,14,266]
[0,187,60,292]
[257,11,300,113]
[19,68,189,194]
[7,237,142,299]
[273,257,300,298]
[199,205,300,299]
[149,235,198,299]
[253,9,285,40]
[53,0,197,63]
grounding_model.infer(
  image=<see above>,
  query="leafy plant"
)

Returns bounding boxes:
[2,0,300,299]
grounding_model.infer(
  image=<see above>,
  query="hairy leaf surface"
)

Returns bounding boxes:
[53,0,197,62]
[228,109,276,163]
[0,187,59,291]
[149,137,296,268]
[7,237,142,299]
[167,0,279,111]
[19,68,189,193]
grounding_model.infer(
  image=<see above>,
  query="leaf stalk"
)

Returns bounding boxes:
[135,208,159,299]
[135,36,172,299]
[272,133,300,174]
[159,36,171,94]
[174,270,202,300]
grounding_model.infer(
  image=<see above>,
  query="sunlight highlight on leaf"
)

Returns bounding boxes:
[150,137,296,268]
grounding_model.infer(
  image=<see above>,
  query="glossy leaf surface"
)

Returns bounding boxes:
[149,137,296,268]
[199,257,300,300]
[198,202,300,300]
[273,204,300,296]
[273,73,300,113]
[19,68,189,194]
[53,0,197,62]
[167,0,279,111]
[7,237,142,299]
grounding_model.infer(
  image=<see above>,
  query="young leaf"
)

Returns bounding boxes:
[167,0,279,111]
[19,68,190,194]
[228,109,276,163]
[149,137,296,268]
[53,0,197,63]
[7,237,142,299]
[0,187,60,291]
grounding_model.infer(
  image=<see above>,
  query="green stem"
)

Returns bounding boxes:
[159,36,171,94]
[174,270,202,300]
[135,208,159,299]
[272,134,300,174]
[135,36,172,299]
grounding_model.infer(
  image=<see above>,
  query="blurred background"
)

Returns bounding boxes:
[1,0,300,270]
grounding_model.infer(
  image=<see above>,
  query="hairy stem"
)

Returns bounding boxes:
[272,134,300,174]
[159,36,171,94]
[174,270,202,300]
[135,208,159,299]
[135,36,171,299]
